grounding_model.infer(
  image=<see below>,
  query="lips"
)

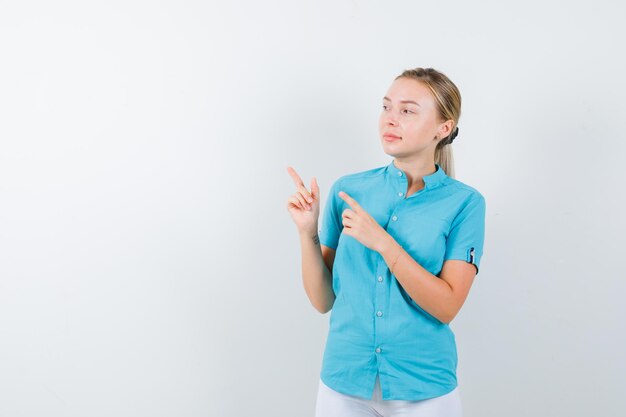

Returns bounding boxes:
[383,133,401,141]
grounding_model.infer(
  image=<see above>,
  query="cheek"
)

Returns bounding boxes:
[378,118,389,134]
[405,121,431,136]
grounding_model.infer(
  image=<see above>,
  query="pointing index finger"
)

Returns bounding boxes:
[338,191,361,211]
[286,166,305,187]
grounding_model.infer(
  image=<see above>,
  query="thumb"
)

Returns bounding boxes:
[310,177,319,200]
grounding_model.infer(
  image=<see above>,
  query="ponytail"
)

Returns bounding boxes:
[395,68,462,179]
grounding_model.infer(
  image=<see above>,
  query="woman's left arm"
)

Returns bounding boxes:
[337,190,477,324]
[378,238,477,324]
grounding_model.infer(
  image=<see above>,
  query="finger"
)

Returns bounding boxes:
[287,196,306,210]
[310,177,319,201]
[338,191,361,212]
[342,209,356,221]
[341,216,353,228]
[286,167,313,203]
[286,166,305,188]
[295,191,311,210]
[298,185,314,203]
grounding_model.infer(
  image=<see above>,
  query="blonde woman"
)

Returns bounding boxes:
[286,67,485,417]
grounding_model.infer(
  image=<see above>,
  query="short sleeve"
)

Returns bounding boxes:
[443,193,486,274]
[318,179,343,250]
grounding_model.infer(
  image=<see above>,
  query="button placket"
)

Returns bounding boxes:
[374,260,388,361]
[374,168,405,364]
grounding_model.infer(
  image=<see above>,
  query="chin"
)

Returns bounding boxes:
[381,140,402,150]
[381,147,402,158]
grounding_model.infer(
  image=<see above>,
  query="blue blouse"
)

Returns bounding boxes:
[318,159,486,401]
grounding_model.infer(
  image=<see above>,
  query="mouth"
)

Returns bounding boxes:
[383,134,401,142]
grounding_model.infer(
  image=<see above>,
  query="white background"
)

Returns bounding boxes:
[1,1,625,416]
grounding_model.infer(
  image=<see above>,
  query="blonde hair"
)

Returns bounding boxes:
[395,68,462,178]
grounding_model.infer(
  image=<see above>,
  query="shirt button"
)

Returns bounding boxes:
[398,192,403,197]
[375,347,382,353]
[376,311,383,317]
[397,171,402,176]
[391,215,398,221]
[377,276,383,282]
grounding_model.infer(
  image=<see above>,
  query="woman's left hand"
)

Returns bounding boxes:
[338,191,392,253]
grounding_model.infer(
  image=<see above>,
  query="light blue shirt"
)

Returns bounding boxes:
[318,159,486,401]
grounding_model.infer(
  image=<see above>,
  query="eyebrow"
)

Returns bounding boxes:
[383,96,420,106]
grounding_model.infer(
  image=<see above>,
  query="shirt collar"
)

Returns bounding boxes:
[386,159,448,189]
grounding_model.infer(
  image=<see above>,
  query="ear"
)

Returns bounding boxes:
[436,119,455,139]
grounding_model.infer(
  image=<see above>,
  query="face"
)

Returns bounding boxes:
[379,77,452,158]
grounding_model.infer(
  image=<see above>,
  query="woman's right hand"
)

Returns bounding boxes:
[286,166,320,235]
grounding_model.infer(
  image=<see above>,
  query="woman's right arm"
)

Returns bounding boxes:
[299,231,336,314]
[286,166,337,314]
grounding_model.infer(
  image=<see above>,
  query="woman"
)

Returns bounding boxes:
[286,67,485,417]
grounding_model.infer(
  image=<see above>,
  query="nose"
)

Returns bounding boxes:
[383,110,398,126]
[385,111,398,126]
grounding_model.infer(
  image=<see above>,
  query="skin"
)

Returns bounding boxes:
[379,77,453,194]
[286,77,477,321]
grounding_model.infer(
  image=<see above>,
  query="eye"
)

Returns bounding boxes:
[402,109,414,114]
[382,105,389,110]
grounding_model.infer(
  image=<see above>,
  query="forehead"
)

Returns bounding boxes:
[384,78,435,107]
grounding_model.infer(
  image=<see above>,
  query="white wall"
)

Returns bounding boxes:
[1,1,625,416]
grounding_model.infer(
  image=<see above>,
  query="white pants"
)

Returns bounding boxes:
[314,374,463,417]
